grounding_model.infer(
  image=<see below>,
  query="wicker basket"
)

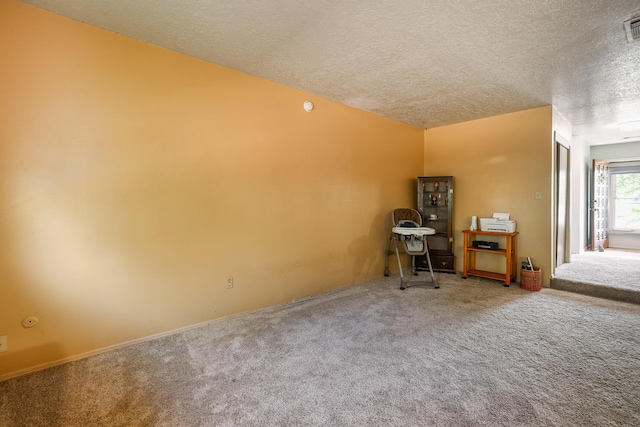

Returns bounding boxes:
[520,267,542,291]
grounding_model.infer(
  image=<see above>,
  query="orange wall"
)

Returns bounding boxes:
[0,0,423,378]
[424,106,553,284]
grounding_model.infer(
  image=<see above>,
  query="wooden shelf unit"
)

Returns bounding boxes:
[415,176,455,273]
[462,229,518,286]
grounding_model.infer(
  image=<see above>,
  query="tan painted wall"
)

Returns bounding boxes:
[0,0,423,378]
[424,106,553,285]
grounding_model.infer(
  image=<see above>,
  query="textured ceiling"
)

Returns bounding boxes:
[20,0,640,145]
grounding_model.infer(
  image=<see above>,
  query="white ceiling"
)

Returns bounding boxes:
[20,0,640,145]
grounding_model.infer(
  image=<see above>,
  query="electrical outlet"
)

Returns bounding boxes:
[535,192,541,200]
[226,277,233,289]
[0,335,7,353]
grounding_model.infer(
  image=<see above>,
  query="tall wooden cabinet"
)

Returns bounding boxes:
[416,176,455,273]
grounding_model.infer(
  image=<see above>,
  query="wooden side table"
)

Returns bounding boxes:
[462,229,518,286]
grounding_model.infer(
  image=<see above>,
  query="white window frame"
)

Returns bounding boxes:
[609,173,640,232]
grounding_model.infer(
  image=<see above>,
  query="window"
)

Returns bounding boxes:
[611,173,640,230]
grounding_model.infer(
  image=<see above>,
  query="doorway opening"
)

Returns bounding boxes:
[589,159,640,252]
[552,159,640,304]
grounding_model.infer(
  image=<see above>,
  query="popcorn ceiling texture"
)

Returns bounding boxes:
[19,0,640,142]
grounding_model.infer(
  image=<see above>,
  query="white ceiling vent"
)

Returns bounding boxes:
[624,17,640,42]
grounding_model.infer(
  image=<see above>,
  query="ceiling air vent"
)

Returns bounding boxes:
[624,17,640,42]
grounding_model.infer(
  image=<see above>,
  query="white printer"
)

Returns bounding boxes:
[479,213,517,233]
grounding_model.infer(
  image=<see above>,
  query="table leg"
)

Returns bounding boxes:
[504,234,512,286]
[463,232,469,278]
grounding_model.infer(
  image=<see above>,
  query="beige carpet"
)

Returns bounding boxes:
[552,249,640,304]
[2,272,640,426]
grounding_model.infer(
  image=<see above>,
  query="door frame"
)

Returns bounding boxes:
[554,132,571,270]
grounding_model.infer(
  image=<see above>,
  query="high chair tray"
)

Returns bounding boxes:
[392,226,435,236]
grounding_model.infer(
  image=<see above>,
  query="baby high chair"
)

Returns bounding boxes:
[384,208,438,289]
